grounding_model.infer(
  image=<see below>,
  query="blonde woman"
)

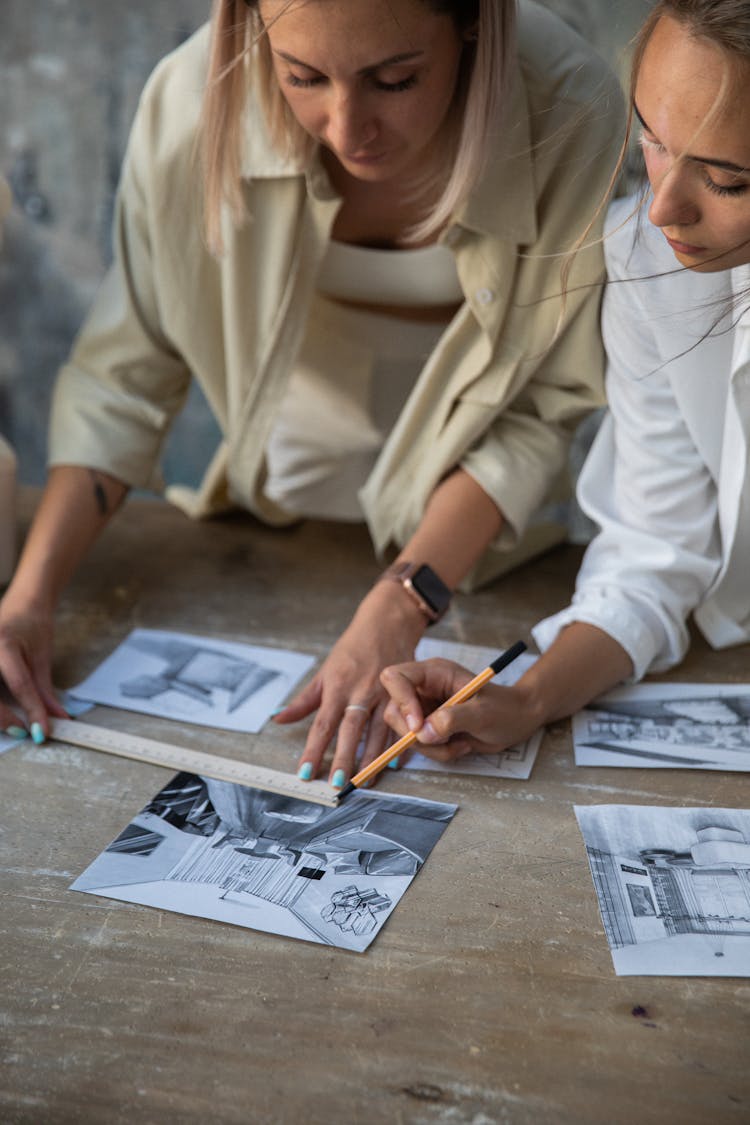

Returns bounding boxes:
[0,0,622,785]
[382,0,750,763]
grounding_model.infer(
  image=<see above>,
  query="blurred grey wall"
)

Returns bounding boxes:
[0,0,652,488]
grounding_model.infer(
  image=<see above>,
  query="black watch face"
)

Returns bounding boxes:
[412,564,451,615]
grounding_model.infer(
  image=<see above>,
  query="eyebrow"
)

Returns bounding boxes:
[634,101,750,176]
[274,49,424,75]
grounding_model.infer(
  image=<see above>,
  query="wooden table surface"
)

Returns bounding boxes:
[2,491,749,1125]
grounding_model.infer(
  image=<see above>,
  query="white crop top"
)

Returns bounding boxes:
[317,240,463,306]
[264,242,463,521]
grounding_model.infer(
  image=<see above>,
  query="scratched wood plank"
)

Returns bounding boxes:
[1,490,748,1125]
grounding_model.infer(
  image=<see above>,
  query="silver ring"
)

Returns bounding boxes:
[344,704,369,714]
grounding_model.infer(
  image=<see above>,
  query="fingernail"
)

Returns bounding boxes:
[418,720,438,743]
[31,722,46,745]
[331,769,346,789]
[406,714,421,732]
[5,725,28,740]
[271,707,284,717]
[297,761,313,781]
[387,757,400,770]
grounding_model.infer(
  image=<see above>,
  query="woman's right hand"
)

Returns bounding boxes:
[0,595,68,739]
[380,657,545,762]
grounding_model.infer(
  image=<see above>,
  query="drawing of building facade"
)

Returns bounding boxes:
[586,825,750,950]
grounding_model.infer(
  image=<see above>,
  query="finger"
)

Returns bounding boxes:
[0,649,51,741]
[379,665,427,734]
[31,660,70,719]
[357,702,392,776]
[0,700,29,738]
[417,695,489,746]
[414,738,473,764]
[274,675,322,724]
[296,688,366,780]
[325,704,374,790]
[382,696,412,738]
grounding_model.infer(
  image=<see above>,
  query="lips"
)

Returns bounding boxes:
[664,234,707,256]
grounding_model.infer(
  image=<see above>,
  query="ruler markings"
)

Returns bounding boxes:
[49,717,339,807]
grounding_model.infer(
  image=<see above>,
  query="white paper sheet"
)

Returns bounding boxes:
[69,628,316,733]
[71,772,457,952]
[398,638,542,780]
[576,804,750,976]
[573,682,750,770]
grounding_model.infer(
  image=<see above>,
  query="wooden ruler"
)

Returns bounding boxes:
[49,717,339,807]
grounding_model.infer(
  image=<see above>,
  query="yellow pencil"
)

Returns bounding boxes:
[336,640,527,801]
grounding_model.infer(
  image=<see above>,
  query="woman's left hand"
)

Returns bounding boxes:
[273,580,428,790]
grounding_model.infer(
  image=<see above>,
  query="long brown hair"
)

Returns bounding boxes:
[560,0,750,313]
[199,0,517,254]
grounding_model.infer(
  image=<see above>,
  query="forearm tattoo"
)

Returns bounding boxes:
[89,470,125,518]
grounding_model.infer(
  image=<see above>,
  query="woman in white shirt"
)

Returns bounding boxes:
[382,0,750,762]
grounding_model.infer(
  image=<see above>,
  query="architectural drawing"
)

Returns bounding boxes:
[71,772,456,952]
[69,628,316,732]
[573,683,750,770]
[404,638,542,780]
[576,805,750,976]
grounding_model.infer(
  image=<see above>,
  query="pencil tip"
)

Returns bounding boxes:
[336,781,356,802]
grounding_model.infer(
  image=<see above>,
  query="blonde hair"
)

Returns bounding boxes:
[199,0,517,254]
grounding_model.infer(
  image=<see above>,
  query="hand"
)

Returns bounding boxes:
[0,594,68,740]
[273,580,428,789]
[381,657,545,763]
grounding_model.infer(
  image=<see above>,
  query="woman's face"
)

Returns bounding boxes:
[258,0,465,186]
[636,15,750,272]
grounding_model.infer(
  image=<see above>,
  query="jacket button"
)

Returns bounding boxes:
[475,287,494,305]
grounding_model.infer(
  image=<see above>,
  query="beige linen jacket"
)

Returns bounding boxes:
[49,1,624,586]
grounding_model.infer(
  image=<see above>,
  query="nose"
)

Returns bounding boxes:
[324,89,377,155]
[648,161,700,230]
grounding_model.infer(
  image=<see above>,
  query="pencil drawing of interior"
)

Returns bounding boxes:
[71,772,456,951]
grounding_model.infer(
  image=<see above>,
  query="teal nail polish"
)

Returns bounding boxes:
[297,761,313,781]
[271,707,284,717]
[387,757,400,770]
[5,725,28,740]
[30,722,45,745]
[331,769,346,789]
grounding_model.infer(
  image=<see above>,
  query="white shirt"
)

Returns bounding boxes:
[533,196,750,678]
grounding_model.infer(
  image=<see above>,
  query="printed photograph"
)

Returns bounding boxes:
[69,628,316,732]
[576,804,750,976]
[573,683,750,770]
[71,772,457,952]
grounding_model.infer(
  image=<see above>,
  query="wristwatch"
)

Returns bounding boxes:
[378,561,452,624]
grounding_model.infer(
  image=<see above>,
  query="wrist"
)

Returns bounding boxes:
[376,560,452,624]
[356,577,430,638]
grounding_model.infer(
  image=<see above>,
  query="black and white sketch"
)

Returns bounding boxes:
[573,683,750,770]
[71,772,457,951]
[576,804,750,976]
[403,639,542,780]
[69,628,316,732]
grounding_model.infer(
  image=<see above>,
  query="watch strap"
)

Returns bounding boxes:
[377,561,452,623]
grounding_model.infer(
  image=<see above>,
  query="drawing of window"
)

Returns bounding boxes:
[626,883,656,917]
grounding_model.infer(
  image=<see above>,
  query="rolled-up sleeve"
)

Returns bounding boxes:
[48,79,192,489]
